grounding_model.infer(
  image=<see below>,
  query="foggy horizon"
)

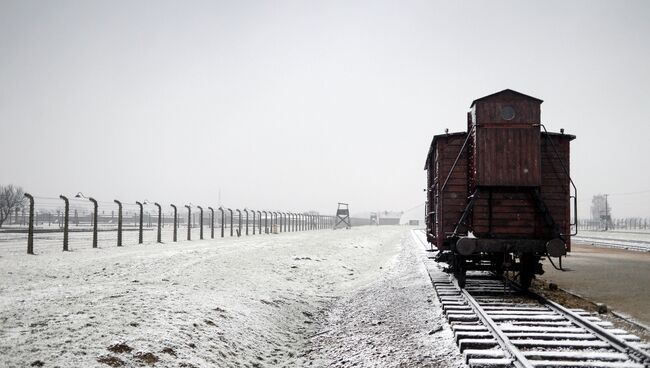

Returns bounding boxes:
[2,0,650,218]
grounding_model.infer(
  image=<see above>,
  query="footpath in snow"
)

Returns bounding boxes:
[0,226,462,368]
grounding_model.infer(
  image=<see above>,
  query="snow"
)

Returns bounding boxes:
[0,226,462,367]
[574,230,650,251]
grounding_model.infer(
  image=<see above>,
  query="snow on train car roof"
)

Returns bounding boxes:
[424,131,467,170]
[542,131,577,140]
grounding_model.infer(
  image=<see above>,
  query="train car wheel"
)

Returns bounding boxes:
[491,253,505,278]
[519,253,538,290]
[453,255,467,288]
[457,270,466,288]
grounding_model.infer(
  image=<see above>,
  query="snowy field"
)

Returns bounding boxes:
[0,226,462,368]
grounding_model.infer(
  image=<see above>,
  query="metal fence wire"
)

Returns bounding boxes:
[0,193,344,255]
[577,217,650,231]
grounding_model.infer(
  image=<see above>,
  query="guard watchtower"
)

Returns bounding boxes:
[370,212,378,226]
[334,203,351,229]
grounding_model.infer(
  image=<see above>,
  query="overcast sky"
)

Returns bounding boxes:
[1,0,649,217]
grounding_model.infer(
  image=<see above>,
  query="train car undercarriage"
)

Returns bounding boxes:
[436,249,543,289]
[434,235,568,288]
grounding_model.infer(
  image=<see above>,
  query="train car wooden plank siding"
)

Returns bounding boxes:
[424,89,576,289]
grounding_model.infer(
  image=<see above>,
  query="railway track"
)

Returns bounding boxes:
[428,271,650,368]
[411,230,650,367]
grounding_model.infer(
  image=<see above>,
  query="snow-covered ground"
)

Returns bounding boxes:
[0,226,462,368]
[574,230,650,252]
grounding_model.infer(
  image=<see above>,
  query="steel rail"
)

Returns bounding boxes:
[457,281,534,368]
[527,289,650,366]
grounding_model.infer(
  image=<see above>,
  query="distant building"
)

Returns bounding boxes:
[399,204,425,226]
[378,210,402,225]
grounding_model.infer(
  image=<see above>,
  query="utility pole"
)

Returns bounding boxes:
[604,194,609,231]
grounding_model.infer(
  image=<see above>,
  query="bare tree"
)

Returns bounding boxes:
[0,184,25,228]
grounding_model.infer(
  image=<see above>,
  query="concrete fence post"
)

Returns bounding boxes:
[24,193,34,254]
[262,211,269,234]
[114,200,123,247]
[272,212,277,233]
[197,206,204,240]
[236,209,242,237]
[227,208,233,236]
[89,197,98,248]
[251,209,255,235]
[280,212,285,232]
[59,195,70,251]
[154,203,162,243]
[219,207,225,237]
[136,201,144,244]
[208,207,215,239]
[185,205,191,240]
[279,212,284,232]
[170,204,178,242]
[244,209,249,235]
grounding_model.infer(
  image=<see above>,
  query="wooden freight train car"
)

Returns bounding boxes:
[424,89,576,288]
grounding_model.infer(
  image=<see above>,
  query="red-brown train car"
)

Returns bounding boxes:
[424,89,576,288]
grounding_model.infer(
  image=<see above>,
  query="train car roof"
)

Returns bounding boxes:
[470,89,543,107]
[542,131,577,140]
[424,130,575,170]
[424,131,467,170]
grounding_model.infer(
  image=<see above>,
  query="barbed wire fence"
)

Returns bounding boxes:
[577,217,650,232]
[0,193,352,255]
